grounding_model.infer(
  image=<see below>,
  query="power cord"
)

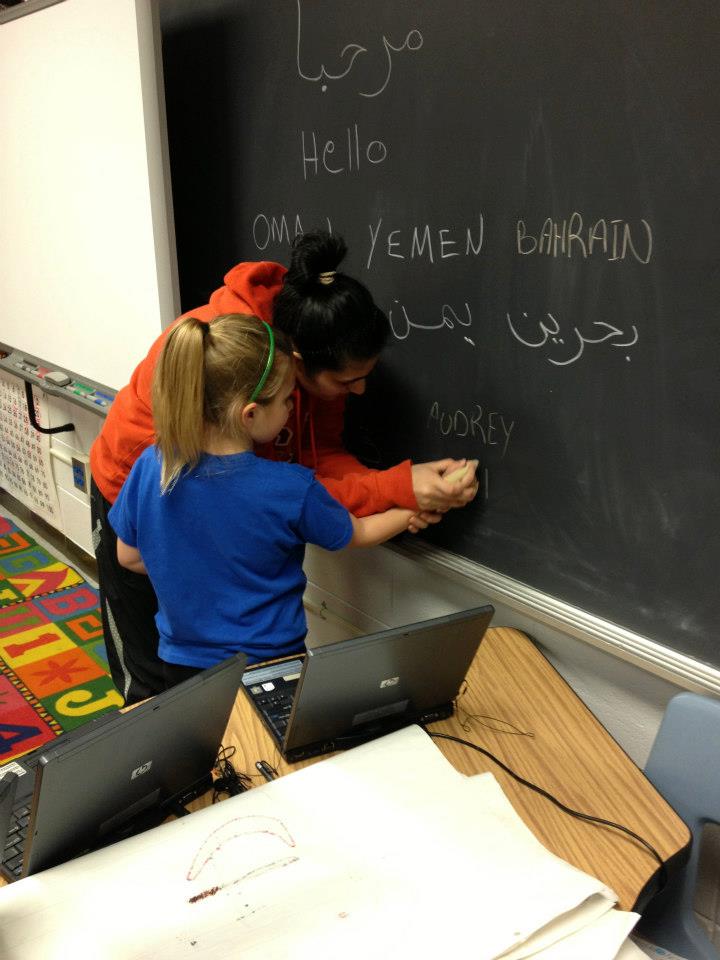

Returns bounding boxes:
[455,680,535,738]
[212,745,252,802]
[424,728,668,894]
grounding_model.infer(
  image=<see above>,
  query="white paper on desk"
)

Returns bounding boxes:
[519,908,639,960]
[615,938,651,960]
[499,893,616,959]
[0,725,622,960]
[437,770,619,952]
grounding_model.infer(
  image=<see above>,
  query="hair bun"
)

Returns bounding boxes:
[286,231,348,293]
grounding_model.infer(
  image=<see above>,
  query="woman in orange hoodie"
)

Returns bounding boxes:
[90,232,478,703]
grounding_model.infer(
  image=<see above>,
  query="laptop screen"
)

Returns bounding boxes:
[23,652,246,877]
[284,605,493,752]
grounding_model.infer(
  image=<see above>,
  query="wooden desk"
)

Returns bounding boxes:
[210,626,690,912]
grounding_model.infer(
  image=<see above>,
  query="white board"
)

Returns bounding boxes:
[0,0,178,391]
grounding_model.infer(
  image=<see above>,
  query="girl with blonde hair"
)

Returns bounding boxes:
[108,313,419,687]
[93,231,477,703]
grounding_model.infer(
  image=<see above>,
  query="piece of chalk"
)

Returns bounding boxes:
[446,464,469,483]
[446,460,479,483]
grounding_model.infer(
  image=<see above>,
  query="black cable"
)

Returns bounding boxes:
[212,745,252,801]
[24,380,74,434]
[425,728,668,894]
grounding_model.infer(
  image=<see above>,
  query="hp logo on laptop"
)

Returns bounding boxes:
[131,761,153,780]
[380,676,399,688]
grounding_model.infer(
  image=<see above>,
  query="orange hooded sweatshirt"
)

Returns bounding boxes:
[90,260,416,517]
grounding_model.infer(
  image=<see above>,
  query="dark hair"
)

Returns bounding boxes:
[272,231,390,375]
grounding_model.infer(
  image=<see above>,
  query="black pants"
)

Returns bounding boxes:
[162,660,203,689]
[90,477,165,704]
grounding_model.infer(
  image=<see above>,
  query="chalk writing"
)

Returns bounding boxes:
[427,402,515,458]
[359,29,424,98]
[516,213,653,263]
[296,0,364,91]
[302,124,387,179]
[252,213,333,251]
[367,216,484,268]
[506,311,639,365]
[296,0,423,97]
[388,299,473,341]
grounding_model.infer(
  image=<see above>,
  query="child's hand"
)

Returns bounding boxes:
[407,510,444,534]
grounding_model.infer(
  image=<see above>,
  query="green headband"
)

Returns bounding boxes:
[250,321,276,402]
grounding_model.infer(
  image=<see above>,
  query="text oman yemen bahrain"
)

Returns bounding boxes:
[251,212,653,269]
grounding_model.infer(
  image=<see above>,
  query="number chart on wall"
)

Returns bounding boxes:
[160,0,720,666]
[0,371,60,526]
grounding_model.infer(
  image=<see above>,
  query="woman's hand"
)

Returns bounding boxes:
[411,459,479,512]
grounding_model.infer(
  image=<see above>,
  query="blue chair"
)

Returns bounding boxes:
[635,692,720,960]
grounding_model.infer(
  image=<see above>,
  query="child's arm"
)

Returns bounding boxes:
[116,537,148,575]
[347,508,418,548]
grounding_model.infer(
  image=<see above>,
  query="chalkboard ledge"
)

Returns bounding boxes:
[388,539,720,697]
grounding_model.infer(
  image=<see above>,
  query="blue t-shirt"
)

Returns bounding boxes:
[108,447,353,667]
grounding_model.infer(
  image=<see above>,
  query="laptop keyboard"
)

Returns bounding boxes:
[242,661,303,744]
[1,749,44,880]
[3,802,31,879]
[252,686,295,741]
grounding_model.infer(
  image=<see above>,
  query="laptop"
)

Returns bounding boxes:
[241,605,494,762]
[0,770,18,853]
[0,652,246,882]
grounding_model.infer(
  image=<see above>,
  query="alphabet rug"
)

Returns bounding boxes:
[0,514,122,764]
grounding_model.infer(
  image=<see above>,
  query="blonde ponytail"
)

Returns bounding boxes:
[153,317,207,492]
[152,314,292,492]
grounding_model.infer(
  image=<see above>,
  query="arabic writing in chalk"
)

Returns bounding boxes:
[506,312,639,366]
[389,300,474,342]
[296,0,423,97]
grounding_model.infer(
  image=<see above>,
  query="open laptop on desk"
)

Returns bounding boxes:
[241,605,494,762]
[0,652,246,883]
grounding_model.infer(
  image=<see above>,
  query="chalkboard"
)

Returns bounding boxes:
[159,0,720,668]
